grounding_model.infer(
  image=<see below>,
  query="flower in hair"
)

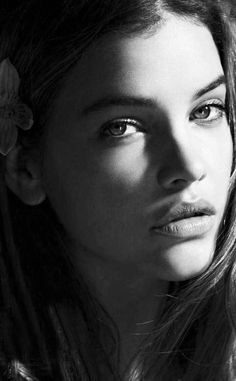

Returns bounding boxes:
[0,58,33,155]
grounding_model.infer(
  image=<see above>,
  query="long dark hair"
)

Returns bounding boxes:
[0,1,236,380]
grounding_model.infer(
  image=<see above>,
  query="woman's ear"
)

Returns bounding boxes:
[4,145,46,205]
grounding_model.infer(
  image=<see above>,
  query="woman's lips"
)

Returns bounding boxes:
[149,200,216,239]
[150,215,215,238]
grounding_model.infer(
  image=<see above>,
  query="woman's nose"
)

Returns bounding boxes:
[156,132,206,191]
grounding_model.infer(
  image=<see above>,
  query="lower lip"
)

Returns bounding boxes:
[150,215,215,239]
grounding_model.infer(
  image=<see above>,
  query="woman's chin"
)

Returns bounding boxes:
[152,244,215,282]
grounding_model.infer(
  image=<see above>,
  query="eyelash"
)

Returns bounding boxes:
[100,101,226,139]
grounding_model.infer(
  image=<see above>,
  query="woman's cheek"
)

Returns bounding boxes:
[97,140,149,186]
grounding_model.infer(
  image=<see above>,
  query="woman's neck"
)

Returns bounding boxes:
[72,249,169,371]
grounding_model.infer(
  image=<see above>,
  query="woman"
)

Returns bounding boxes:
[0,0,236,380]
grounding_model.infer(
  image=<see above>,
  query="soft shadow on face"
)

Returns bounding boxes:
[43,13,233,281]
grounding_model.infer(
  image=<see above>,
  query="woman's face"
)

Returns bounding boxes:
[43,14,233,281]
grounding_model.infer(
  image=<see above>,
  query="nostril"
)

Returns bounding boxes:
[157,166,206,190]
[166,178,191,190]
[198,173,206,182]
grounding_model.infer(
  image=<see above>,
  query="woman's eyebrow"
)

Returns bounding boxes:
[192,74,226,100]
[81,95,156,116]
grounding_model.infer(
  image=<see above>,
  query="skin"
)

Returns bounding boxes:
[41,13,232,368]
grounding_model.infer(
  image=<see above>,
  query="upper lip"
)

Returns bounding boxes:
[152,200,216,228]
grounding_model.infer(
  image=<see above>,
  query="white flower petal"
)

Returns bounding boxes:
[0,58,20,101]
[0,119,18,155]
[13,103,34,130]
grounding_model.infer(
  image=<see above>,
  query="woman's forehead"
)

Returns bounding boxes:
[51,14,224,119]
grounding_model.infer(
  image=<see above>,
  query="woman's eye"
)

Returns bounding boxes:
[190,103,225,124]
[101,119,143,138]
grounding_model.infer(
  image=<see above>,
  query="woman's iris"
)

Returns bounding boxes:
[107,121,127,136]
[193,105,211,119]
